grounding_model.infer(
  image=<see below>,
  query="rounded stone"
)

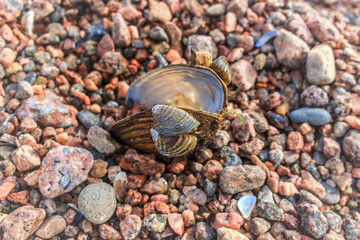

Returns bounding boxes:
[343,130,360,164]
[289,107,332,126]
[306,44,335,85]
[78,182,116,224]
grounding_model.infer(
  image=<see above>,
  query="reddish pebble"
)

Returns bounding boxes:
[99,224,122,240]
[0,181,15,201]
[168,213,185,235]
[287,131,304,153]
[210,212,243,230]
[0,47,16,67]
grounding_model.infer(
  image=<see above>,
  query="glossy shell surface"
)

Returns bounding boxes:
[125,65,227,114]
[152,105,200,136]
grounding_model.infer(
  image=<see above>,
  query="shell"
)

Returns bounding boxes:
[190,46,212,67]
[150,128,197,157]
[210,56,231,85]
[152,105,200,136]
[125,65,227,114]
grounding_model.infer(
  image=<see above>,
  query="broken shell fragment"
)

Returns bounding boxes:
[150,128,198,157]
[152,105,200,136]
[210,56,231,85]
[190,46,212,67]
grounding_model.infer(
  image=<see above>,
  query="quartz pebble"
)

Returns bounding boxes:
[237,195,256,219]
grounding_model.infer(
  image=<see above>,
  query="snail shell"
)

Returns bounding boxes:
[190,46,213,67]
[150,128,198,157]
[210,56,231,85]
[152,105,200,136]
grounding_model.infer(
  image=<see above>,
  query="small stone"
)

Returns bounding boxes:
[284,14,314,44]
[237,195,256,219]
[183,186,207,205]
[35,215,67,239]
[227,0,248,16]
[6,190,29,204]
[298,203,328,239]
[0,48,16,68]
[114,171,128,202]
[343,130,360,164]
[323,231,345,240]
[33,0,54,21]
[307,16,340,42]
[168,213,184,235]
[289,107,332,126]
[306,44,335,85]
[195,222,216,240]
[39,146,94,198]
[99,224,121,240]
[230,59,257,91]
[209,28,225,44]
[94,52,128,75]
[217,227,249,240]
[77,110,101,129]
[16,90,78,128]
[256,186,284,221]
[89,159,108,178]
[343,219,360,240]
[249,217,271,236]
[274,29,310,69]
[206,3,225,17]
[322,182,340,205]
[301,85,329,107]
[149,26,169,42]
[334,122,350,138]
[225,12,237,33]
[300,170,326,199]
[210,212,243,230]
[186,35,218,59]
[78,182,116,224]
[324,210,342,234]
[330,172,352,191]
[299,189,322,208]
[112,13,131,47]
[11,145,40,172]
[97,34,115,57]
[2,206,46,240]
[143,214,167,233]
[184,0,204,16]
[287,131,304,153]
[141,178,167,195]
[149,0,172,23]
[119,215,142,240]
[87,126,116,155]
[219,165,266,194]
[0,160,16,177]
[16,81,33,100]
[236,35,254,53]
[269,149,283,167]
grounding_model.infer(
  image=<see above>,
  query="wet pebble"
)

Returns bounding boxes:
[289,107,332,126]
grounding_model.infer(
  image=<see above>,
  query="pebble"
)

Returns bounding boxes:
[230,59,257,91]
[35,215,67,239]
[183,186,207,205]
[143,213,167,233]
[11,145,40,172]
[206,3,225,16]
[87,126,117,155]
[269,149,283,167]
[0,48,16,68]
[186,35,218,59]
[99,224,121,240]
[273,29,310,69]
[168,213,184,235]
[225,12,237,33]
[306,44,335,85]
[321,182,340,205]
[219,165,266,194]
[307,16,340,42]
[284,13,314,44]
[227,0,248,16]
[184,0,204,16]
[342,130,360,164]
[112,13,131,47]
[39,146,94,198]
[114,171,128,202]
[78,182,116,224]
[77,110,101,129]
[324,210,342,234]
[210,212,243,230]
[256,186,284,221]
[2,206,46,240]
[249,217,271,236]
[141,178,168,195]
[301,85,329,107]
[119,215,142,240]
[237,195,256,219]
[149,0,172,23]
[289,107,332,126]
[16,90,78,128]
[16,81,33,100]
[343,219,360,240]
[195,222,216,240]
[298,203,328,239]
[217,227,249,240]
[149,26,169,42]
[95,52,128,75]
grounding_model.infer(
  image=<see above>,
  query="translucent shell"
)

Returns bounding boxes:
[210,56,231,85]
[190,46,212,67]
[152,105,200,136]
[150,128,198,157]
[125,65,227,114]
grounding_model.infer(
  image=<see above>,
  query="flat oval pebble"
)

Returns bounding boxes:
[35,215,67,239]
[78,182,116,224]
[289,107,332,126]
[237,195,256,219]
[119,215,142,240]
